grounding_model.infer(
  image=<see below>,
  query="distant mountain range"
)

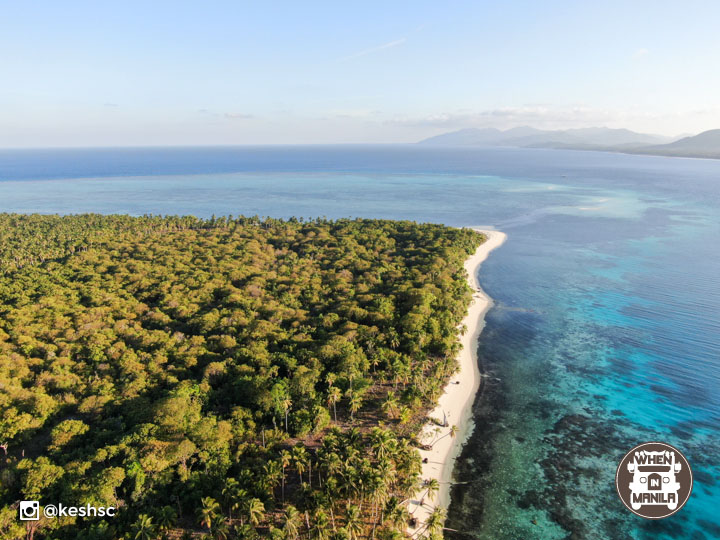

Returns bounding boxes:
[418,127,720,159]
[629,129,720,158]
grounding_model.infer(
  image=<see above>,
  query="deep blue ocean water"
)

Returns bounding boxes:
[1,145,718,539]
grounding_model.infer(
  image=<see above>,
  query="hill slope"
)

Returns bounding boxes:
[631,129,720,158]
[419,126,671,148]
[419,126,720,159]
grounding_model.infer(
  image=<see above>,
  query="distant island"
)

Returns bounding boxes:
[418,126,720,160]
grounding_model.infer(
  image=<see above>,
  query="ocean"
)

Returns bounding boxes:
[1,145,718,539]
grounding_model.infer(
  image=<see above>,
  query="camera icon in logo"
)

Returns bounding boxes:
[19,500,40,521]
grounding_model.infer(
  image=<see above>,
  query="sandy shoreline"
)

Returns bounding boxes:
[408,228,507,536]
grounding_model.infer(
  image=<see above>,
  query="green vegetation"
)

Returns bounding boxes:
[0,213,483,539]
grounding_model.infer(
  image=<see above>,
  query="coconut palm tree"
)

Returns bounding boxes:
[283,505,302,540]
[199,497,221,531]
[245,497,265,527]
[332,528,352,540]
[264,460,283,496]
[132,514,156,540]
[311,508,331,540]
[431,424,459,447]
[211,519,231,540]
[222,478,240,519]
[376,529,403,540]
[282,397,292,432]
[369,427,393,461]
[423,478,440,502]
[348,392,362,422]
[368,472,389,536]
[280,449,292,502]
[424,507,446,536]
[227,482,248,523]
[381,392,399,419]
[293,445,309,484]
[384,497,408,528]
[156,505,177,534]
[327,386,341,423]
[344,504,363,540]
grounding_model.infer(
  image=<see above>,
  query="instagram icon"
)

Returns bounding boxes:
[19,501,40,521]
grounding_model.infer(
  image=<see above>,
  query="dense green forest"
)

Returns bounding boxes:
[0,213,483,540]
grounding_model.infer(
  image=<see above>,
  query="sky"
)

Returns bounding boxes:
[2,0,720,147]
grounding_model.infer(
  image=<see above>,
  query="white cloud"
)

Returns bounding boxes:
[633,48,649,59]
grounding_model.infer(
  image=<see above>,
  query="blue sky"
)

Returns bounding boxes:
[2,1,720,146]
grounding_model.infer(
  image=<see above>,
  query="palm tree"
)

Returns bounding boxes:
[367,472,388,536]
[199,497,221,531]
[211,519,231,540]
[308,448,315,487]
[232,524,255,539]
[222,478,240,519]
[280,450,292,502]
[431,424,459,447]
[311,508,330,540]
[264,460,283,496]
[327,386,341,423]
[345,504,362,540]
[245,497,265,527]
[384,497,408,528]
[348,392,362,422]
[388,330,400,350]
[132,514,156,540]
[333,528,352,540]
[293,445,309,484]
[424,507,446,536]
[282,397,292,432]
[323,451,342,479]
[381,392,399,419]
[369,428,393,461]
[156,505,177,533]
[283,505,301,540]
[222,479,248,523]
[424,478,440,502]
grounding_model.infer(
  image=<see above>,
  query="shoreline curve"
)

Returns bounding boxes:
[408,228,507,536]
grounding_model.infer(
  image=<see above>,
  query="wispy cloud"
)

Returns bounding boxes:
[341,38,406,61]
[224,113,255,120]
[633,48,649,59]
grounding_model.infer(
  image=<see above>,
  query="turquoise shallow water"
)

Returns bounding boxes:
[1,145,719,538]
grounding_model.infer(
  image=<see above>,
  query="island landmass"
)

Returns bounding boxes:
[0,214,501,540]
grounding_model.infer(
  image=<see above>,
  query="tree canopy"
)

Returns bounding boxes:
[0,213,483,539]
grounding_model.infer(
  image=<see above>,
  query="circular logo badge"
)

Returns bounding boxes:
[616,442,693,519]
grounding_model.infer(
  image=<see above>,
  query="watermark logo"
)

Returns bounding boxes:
[18,501,40,521]
[18,501,116,521]
[616,442,693,519]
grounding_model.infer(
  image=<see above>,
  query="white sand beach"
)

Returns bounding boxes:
[408,228,507,536]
